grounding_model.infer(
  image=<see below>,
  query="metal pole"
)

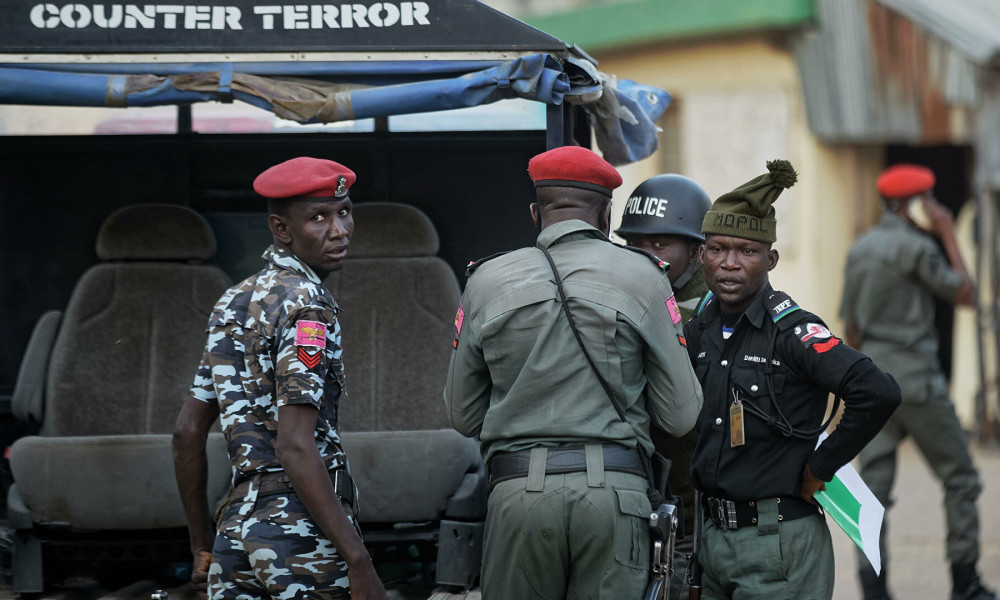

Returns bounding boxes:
[546,103,565,149]
[989,191,1000,444]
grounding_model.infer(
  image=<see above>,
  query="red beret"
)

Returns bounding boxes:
[254,157,356,200]
[528,146,623,198]
[876,164,935,199]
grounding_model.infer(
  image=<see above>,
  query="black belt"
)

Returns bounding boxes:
[232,469,356,509]
[705,495,821,530]
[488,445,646,491]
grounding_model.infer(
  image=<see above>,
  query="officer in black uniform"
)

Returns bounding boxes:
[684,160,901,599]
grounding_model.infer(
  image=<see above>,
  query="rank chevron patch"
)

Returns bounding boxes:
[298,347,322,369]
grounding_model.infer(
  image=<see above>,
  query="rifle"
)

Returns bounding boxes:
[686,490,703,599]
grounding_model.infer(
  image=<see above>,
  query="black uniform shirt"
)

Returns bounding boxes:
[684,284,900,501]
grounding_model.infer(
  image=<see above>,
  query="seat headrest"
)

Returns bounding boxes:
[97,205,217,261]
[349,203,439,259]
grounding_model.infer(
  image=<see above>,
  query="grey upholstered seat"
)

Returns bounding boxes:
[325,203,485,589]
[7,205,233,592]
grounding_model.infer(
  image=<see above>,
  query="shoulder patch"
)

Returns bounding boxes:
[453,304,465,349]
[620,244,670,273]
[794,322,842,353]
[765,290,801,328]
[465,251,512,277]
[666,295,682,325]
[295,320,327,349]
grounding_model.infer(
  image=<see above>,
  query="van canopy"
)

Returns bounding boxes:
[0,0,670,164]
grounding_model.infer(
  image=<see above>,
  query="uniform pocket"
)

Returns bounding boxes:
[731,366,784,441]
[613,488,652,569]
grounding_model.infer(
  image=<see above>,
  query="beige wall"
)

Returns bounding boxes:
[598,37,883,328]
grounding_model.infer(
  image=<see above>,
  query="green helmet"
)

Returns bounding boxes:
[615,174,711,242]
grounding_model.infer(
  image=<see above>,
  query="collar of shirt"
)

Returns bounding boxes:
[536,219,609,249]
[700,283,773,332]
[879,210,913,231]
[261,244,324,286]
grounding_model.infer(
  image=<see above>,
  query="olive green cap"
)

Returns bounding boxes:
[701,159,797,244]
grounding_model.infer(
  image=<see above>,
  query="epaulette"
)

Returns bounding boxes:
[620,244,671,274]
[764,290,802,330]
[465,251,511,277]
[693,290,714,317]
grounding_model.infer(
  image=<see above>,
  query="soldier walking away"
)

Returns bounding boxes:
[685,160,901,600]
[444,146,703,600]
[172,157,388,600]
[841,164,997,600]
[614,174,712,599]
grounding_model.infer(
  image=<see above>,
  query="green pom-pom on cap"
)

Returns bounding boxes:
[766,159,797,189]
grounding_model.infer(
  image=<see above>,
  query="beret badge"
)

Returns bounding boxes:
[334,176,348,198]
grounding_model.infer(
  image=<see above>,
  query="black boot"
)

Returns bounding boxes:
[859,564,892,600]
[951,563,999,600]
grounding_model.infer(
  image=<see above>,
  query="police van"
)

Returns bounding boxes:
[0,2,668,597]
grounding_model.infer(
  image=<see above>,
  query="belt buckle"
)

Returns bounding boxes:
[724,499,737,529]
[711,498,738,530]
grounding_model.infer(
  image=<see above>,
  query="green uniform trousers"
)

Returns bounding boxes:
[700,501,834,600]
[481,447,651,600]
[857,394,982,572]
[668,532,693,599]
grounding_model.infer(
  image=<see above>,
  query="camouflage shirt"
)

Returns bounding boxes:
[192,244,348,481]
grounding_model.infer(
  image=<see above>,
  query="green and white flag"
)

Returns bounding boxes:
[815,432,885,575]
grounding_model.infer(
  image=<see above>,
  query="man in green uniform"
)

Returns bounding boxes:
[841,164,996,600]
[685,160,900,600]
[444,146,703,600]
[614,173,712,597]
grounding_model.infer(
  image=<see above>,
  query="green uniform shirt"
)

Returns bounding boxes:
[651,262,708,535]
[840,211,963,403]
[444,219,703,462]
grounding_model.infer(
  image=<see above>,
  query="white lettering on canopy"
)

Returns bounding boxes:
[29,3,430,29]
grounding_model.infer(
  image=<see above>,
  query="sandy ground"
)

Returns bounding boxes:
[832,438,1000,599]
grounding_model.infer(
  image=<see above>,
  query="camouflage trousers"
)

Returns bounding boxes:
[209,492,357,600]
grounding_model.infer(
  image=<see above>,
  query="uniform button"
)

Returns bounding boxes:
[750,385,759,392]
[778,514,784,521]
[715,417,723,426]
[721,360,729,366]
[749,501,755,507]
[752,517,757,524]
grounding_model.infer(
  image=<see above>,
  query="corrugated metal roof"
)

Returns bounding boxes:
[876,0,1000,67]
[793,0,981,144]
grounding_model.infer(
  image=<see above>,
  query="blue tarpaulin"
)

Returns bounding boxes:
[0,53,669,164]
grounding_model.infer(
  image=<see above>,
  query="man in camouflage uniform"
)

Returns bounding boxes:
[172,157,387,600]
[614,174,712,598]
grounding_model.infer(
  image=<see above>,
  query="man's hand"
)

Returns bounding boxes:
[347,558,389,600]
[191,550,212,599]
[921,195,955,239]
[800,463,826,506]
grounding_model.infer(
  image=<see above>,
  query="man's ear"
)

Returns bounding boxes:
[767,248,780,271]
[600,201,612,235]
[530,203,541,230]
[688,242,702,263]
[268,213,292,245]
